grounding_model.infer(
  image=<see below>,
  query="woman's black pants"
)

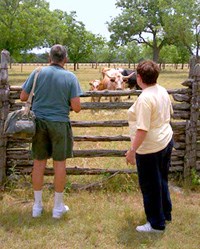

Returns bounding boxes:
[136,139,174,230]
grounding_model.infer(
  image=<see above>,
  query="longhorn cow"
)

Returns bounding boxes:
[101,68,135,102]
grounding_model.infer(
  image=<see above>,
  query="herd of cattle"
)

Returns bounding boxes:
[89,67,140,102]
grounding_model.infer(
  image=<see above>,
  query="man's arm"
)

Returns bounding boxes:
[20,90,29,102]
[70,97,81,113]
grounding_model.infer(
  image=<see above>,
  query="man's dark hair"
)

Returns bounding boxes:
[49,44,67,63]
[137,60,160,85]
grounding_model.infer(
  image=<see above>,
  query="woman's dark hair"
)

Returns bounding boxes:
[137,60,160,85]
[49,44,67,63]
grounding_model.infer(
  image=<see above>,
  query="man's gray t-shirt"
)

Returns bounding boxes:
[22,65,82,122]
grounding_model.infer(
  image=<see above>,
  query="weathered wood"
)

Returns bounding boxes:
[71,120,129,127]
[74,135,130,142]
[173,102,190,110]
[184,63,200,177]
[172,150,185,157]
[6,149,185,161]
[196,161,200,170]
[9,101,187,111]
[10,86,192,100]
[172,111,190,120]
[6,163,184,175]
[181,79,193,87]
[172,94,191,102]
[82,89,142,97]
[0,50,10,185]
[167,88,192,94]
[173,134,185,142]
[19,167,137,176]
[173,142,185,150]
[0,49,10,85]
[9,100,160,111]
[169,166,183,172]
[189,56,200,78]
[81,102,133,110]
[10,86,22,91]
[10,92,20,100]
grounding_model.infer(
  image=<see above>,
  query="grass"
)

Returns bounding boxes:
[1,63,200,249]
[0,180,200,249]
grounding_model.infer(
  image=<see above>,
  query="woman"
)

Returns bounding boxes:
[126,60,174,233]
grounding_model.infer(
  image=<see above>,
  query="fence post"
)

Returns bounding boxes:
[0,49,10,185]
[184,60,200,177]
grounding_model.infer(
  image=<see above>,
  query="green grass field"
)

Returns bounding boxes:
[0,64,199,249]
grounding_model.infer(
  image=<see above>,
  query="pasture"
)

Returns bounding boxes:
[0,63,199,249]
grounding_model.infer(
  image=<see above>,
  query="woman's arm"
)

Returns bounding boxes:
[125,129,147,165]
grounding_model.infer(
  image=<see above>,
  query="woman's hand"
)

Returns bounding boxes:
[125,149,136,165]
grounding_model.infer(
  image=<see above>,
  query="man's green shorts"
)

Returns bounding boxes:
[32,118,73,161]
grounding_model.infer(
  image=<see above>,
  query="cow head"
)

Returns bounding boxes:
[89,79,103,102]
[105,70,135,90]
[89,80,101,91]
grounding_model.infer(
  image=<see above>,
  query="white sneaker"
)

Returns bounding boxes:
[52,204,69,219]
[136,222,164,233]
[32,204,43,218]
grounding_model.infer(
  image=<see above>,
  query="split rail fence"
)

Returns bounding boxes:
[0,51,200,185]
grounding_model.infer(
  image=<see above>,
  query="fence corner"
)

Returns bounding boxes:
[0,49,10,185]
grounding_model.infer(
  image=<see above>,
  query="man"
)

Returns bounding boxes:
[20,44,82,219]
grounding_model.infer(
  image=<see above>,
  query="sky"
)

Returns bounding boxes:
[47,0,121,40]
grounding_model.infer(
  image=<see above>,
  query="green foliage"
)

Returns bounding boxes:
[191,169,200,186]
[108,0,199,61]
[0,0,51,56]
[159,45,191,64]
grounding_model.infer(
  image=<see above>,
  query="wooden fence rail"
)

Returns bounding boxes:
[0,53,200,184]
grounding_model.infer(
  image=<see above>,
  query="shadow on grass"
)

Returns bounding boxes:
[0,205,70,232]
[117,217,164,248]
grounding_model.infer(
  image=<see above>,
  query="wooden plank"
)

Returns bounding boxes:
[71,120,129,127]
[18,167,137,176]
[74,135,130,142]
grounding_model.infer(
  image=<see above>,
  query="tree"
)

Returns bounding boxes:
[108,0,199,62]
[161,0,200,57]
[123,41,141,68]
[159,45,190,68]
[87,35,106,68]
[58,12,98,71]
[108,0,170,62]
[99,44,118,67]
[0,0,51,58]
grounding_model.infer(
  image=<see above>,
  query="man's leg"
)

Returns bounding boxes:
[32,159,46,217]
[32,159,47,190]
[53,160,66,192]
[52,160,69,218]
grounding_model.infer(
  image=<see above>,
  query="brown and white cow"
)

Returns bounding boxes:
[89,79,108,102]
[101,68,135,102]
[89,79,101,102]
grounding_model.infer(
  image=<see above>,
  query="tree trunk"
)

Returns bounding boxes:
[152,45,160,62]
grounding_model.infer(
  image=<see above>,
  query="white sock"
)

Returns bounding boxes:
[54,192,63,209]
[34,190,43,206]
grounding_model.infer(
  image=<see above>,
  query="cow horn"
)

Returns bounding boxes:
[123,72,135,79]
[105,72,116,80]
